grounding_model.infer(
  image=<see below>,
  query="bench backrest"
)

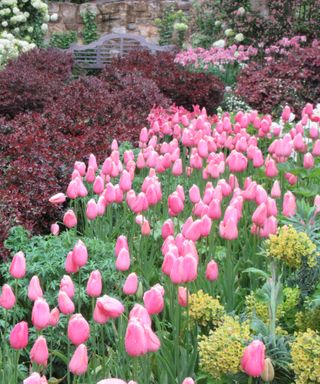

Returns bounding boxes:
[68,33,174,69]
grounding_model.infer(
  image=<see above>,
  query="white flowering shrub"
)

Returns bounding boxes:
[0,0,50,45]
[0,31,35,68]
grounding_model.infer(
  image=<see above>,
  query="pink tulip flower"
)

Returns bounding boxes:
[68,314,90,345]
[241,340,265,377]
[69,344,88,375]
[123,273,138,295]
[28,275,43,301]
[10,251,26,279]
[30,336,49,366]
[0,284,16,309]
[10,321,29,349]
[86,270,103,297]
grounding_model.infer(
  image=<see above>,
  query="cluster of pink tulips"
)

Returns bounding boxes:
[174,44,258,69]
[1,99,319,383]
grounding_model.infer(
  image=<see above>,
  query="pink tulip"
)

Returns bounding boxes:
[129,304,152,327]
[65,251,79,274]
[219,218,238,240]
[94,295,124,323]
[144,324,161,352]
[116,248,131,271]
[68,314,90,345]
[303,152,314,169]
[205,260,219,281]
[23,373,47,384]
[50,223,60,236]
[49,307,60,327]
[63,209,77,228]
[115,235,129,257]
[28,275,43,301]
[178,286,188,307]
[30,336,49,366]
[10,321,28,349]
[271,180,281,198]
[120,170,132,192]
[86,165,96,183]
[73,240,88,267]
[312,140,320,156]
[60,275,75,298]
[69,344,88,375]
[97,380,126,384]
[161,219,174,239]
[86,270,102,297]
[86,199,98,221]
[66,180,78,199]
[189,184,201,204]
[0,284,16,309]
[125,319,148,356]
[252,203,267,227]
[141,220,151,236]
[49,193,66,204]
[182,379,195,384]
[283,191,296,217]
[201,215,212,237]
[143,286,164,315]
[172,158,183,176]
[58,290,75,315]
[32,297,50,330]
[74,161,86,176]
[265,158,278,177]
[123,273,138,295]
[281,105,291,122]
[93,175,104,194]
[241,340,265,377]
[9,251,26,279]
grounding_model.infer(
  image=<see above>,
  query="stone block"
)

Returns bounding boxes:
[111,26,127,34]
[60,3,77,24]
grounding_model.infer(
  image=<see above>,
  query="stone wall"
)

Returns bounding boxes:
[48,0,192,43]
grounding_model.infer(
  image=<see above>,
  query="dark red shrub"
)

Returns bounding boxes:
[236,44,320,114]
[0,71,169,253]
[0,48,73,118]
[101,50,224,114]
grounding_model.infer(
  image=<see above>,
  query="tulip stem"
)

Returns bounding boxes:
[78,270,81,313]
[248,377,253,384]
[67,339,71,384]
[174,285,180,378]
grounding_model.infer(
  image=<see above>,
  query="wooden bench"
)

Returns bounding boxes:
[68,33,175,69]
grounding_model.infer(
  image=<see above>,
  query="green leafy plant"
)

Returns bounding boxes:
[81,9,98,45]
[50,31,78,49]
[155,6,188,47]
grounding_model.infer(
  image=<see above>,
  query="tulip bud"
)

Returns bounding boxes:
[123,273,138,295]
[58,290,75,315]
[68,314,90,345]
[31,298,50,330]
[49,307,60,327]
[178,286,188,307]
[10,251,26,279]
[28,275,43,301]
[261,357,275,382]
[0,284,16,309]
[63,209,77,229]
[205,260,219,281]
[86,270,102,297]
[30,336,49,366]
[50,223,60,236]
[241,340,265,377]
[60,275,75,298]
[69,344,88,375]
[73,240,88,267]
[10,321,29,349]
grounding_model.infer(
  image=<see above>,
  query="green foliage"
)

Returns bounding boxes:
[81,9,98,45]
[155,6,188,47]
[49,31,77,49]
[1,226,119,318]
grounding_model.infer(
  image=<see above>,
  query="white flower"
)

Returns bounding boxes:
[50,13,58,22]
[224,28,234,37]
[27,26,34,33]
[214,20,221,27]
[212,39,226,48]
[41,23,48,33]
[1,21,8,27]
[237,7,246,16]
[235,33,244,42]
